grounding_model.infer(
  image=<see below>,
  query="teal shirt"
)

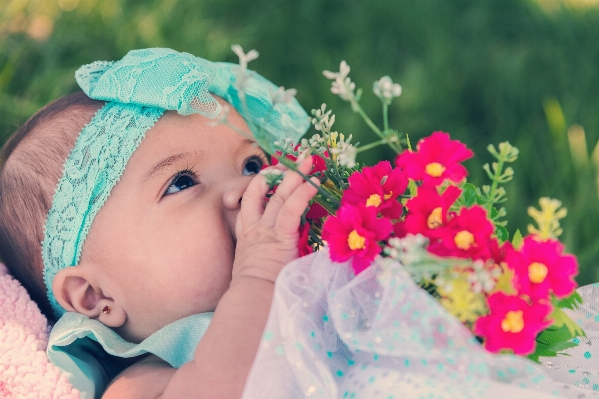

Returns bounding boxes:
[47,312,213,399]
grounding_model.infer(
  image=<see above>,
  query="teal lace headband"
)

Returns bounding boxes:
[42,48,309,318]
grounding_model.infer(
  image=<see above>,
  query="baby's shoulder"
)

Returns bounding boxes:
[103,355,175,399]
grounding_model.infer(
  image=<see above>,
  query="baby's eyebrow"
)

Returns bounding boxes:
[143,152,201,183]
[235,138,264,158]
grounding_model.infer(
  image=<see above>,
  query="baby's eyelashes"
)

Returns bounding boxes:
[162,154,264,197]
[164,170,198,196]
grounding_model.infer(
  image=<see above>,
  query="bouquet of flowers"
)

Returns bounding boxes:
[231,46,585,363]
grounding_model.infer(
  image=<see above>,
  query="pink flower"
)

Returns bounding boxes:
[341,161,408,219]
[427,205,494,261]
[298,223,313,257]
[403,185,462,240]
[322,204,392,274]
[270,150,327,175]
[306,202,329,220]
[395,131,474,186]
[474,292,552,355]
[506,236,578,300]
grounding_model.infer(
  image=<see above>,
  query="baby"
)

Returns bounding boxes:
[6,47,596,399]
[0,48,319,398]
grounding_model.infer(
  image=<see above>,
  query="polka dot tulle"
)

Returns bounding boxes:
[242,250,597,398]
[540,283,599,397]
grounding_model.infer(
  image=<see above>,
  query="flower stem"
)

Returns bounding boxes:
[352,100,383,137]
[383,102,390,132]
[322,130,343,183]
[487,159,504,213]
[356,138,391,153]
[351,99,401,154]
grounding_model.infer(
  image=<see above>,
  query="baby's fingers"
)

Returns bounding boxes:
[261,155,313,225]
[239,172,270,227]
[274,177,320,236]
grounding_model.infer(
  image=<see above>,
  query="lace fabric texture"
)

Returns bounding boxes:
[243,250,592,398]
[42,103,163,318]
[43,48,310,318]
[75,48,309,150]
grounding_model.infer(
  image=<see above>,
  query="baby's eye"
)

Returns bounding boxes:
[165,172,198,196]
[242,156,264,176]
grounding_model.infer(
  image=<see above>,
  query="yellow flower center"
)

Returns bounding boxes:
[454,230,475,250]
[347,230,366,250]
[528,262,549,284]
[427,207,443,229]
[425,162,446,177]
[501,310,524,333]
[365,194,382,208]
[384,191,393,200]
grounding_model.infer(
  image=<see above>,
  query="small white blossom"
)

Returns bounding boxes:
[323,60,350,80]
[310,104,336,133]
[296,138,311,153]
[270,86,297,105]
[273,137,296,154]
[330,134,356,168]
[309,134,325,147]
[260,168,284,188]
[331,142,356,168]
[373,76,402,104]
[323,61,356,102]
[297,134,326,153]
[466,260,501,294]
[384,234,429,266]
[231,44,259,71]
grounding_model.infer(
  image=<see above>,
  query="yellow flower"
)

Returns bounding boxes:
[492,262,516,295]
[527,197,567,241]
[438,278,487,323]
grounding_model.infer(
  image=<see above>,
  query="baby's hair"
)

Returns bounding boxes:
[0,91,103,319]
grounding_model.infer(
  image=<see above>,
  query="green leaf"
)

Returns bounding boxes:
[544,341,579,352]
[527,347,557,363]
[490,206,499,220]
[555,291,583,311]
[512,229,523,249]
[551,307,586,337]
[408,179,418,198]
[461,183,478,207]
[495,225,509,243]
[536,324,576,345]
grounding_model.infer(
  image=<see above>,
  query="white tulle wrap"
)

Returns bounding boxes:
[539,283,599,397]
[242,250,596,399]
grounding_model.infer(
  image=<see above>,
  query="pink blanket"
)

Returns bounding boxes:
[0,263,79,398]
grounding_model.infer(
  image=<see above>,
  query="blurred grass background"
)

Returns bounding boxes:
[2,0,599,284]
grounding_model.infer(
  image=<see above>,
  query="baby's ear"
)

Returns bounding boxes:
[52,265,126,327]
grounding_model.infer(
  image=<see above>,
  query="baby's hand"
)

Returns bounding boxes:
[232,155,319,285]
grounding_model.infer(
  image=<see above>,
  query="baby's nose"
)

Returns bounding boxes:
[222,175,251,211]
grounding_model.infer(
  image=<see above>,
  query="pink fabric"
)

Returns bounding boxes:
[0,263,79,398]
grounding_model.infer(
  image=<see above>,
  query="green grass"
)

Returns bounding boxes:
[2,0,599,283]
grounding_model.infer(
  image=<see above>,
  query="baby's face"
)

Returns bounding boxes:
[79,104,266,342]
